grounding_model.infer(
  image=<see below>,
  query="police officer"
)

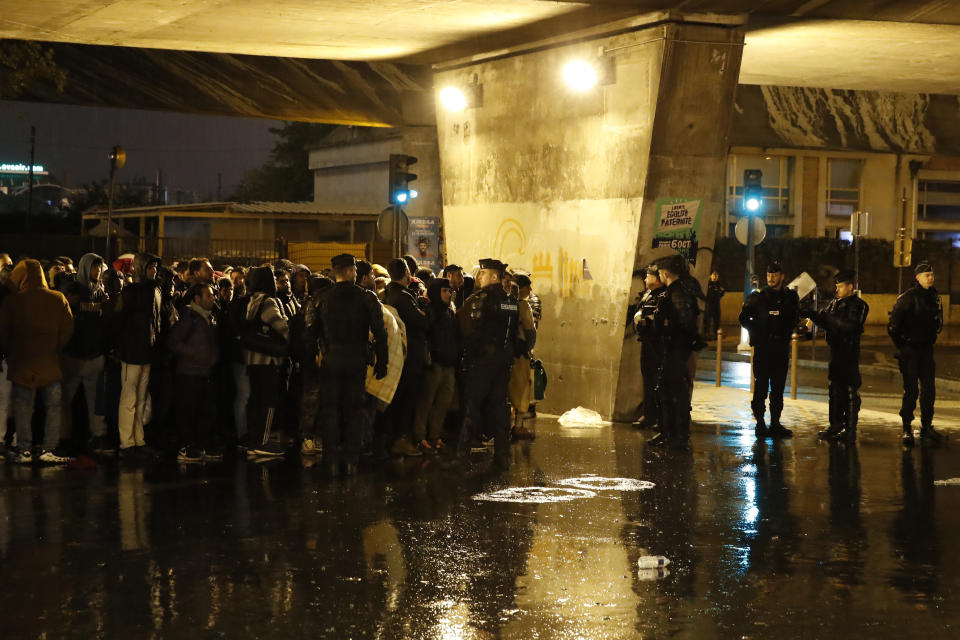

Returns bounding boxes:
[738,262,799,439]
[650,255,699,450]
[315,254,388,475]
[803,269,869,442]
[633,264,666,430]
[457,258,519,468]
[704,271,724,337]
[888,263,944,446]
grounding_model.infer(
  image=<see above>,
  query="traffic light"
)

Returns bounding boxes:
[743,169,762,213]
[388,154,418,205]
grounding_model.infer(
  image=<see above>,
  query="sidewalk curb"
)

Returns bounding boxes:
[699,351,960,393]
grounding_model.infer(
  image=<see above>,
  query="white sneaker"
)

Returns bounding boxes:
[300,438,320,456]
[38,450,71,464]
[16,449,33,464]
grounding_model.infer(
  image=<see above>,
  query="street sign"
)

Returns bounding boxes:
[850,210,870,236]
[377,205,409,240]
[734,216,766,246]
[894,232,912,268]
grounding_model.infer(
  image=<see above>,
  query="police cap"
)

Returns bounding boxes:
[478,258,508,274]
[767,262,783,274]
[914,262,933,275]
[331,253,357,269]
[834,269,856,284]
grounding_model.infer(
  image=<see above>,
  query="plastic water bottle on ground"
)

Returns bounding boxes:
[637,555,671,569]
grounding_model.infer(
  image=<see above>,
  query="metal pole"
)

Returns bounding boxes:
[715,328,723,387]
[26,125,35,233]
[106,162,116,262]
[790,332,799,399]
[749,346,755,394]
[743,214,754,302]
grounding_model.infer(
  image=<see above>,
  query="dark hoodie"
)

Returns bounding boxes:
[116,253,162,365]
[426,278,459,367]
[63,253,108,359]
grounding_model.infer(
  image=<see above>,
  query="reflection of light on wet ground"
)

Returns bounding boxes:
[435,599,477,640]
[472,487,597,503]
[557,476,655,492]
[934,478,960,486]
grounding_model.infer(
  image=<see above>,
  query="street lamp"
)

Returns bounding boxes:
[105,145,126,262]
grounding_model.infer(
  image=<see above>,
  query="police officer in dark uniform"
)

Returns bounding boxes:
[738,262,799,439]
[650,255,699,450]
[457,258,519,468]
[315,254,388,475]
[888,263,944,446]
[803,269,869,442]
[633,264,666,430]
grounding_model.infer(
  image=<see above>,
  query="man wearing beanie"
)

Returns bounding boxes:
[803,269,869,442]
[888,263,944,445]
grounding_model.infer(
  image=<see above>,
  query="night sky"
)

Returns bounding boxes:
[0,100,279,199]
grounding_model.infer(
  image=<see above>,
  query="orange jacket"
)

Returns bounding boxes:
[0,260,74,388]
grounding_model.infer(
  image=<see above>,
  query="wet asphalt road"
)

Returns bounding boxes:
[3,412,960,639]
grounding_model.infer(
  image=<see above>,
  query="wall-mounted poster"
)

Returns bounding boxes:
[651,198,703,265]
[407,216,441,272]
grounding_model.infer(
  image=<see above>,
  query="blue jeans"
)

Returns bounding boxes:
[12,382,62,450]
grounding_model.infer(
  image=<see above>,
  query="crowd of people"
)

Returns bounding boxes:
[0,250,542,474]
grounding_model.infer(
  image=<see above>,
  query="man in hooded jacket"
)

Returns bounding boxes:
[0,259,74,463]
[115,253,162,460]
[61,253,111,452]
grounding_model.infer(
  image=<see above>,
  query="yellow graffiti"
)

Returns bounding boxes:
[494,218,527,258]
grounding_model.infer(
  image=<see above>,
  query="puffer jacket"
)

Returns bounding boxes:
[0,260,74,388]
[63,253,108,359]
[116,253,162,365]
[168,303,220,376]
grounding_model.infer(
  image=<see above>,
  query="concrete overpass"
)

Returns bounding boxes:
[5,1,960,419]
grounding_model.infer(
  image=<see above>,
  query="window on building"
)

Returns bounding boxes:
[919,178,960,221]
[727,155,792,219]
[826,158,862,217]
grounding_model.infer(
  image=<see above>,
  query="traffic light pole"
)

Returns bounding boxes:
[743,212,754,302]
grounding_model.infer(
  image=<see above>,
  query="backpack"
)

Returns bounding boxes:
[240,298,289,358]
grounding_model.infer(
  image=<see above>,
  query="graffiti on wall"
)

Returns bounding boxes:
[492,217,588,300]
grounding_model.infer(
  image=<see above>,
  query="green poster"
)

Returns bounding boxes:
[652,197,703,265]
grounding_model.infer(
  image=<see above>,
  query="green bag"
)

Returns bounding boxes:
[532,359,547,401]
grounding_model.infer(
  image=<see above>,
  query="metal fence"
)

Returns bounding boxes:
[0,234,280,266]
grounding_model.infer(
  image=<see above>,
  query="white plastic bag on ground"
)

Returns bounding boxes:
[558,406,604,427]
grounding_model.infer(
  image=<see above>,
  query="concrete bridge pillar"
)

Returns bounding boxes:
[433,14,744,420]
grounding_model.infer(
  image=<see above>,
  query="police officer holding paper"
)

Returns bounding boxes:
[633,264,666,430]
[739,262,799,439]
[802,269,869,442]
[457,258,520,468]
[888,263,944,446]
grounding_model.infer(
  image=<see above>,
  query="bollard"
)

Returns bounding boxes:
[715,328,724,387]
[790,332,799,399]
[749,346,754,394]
